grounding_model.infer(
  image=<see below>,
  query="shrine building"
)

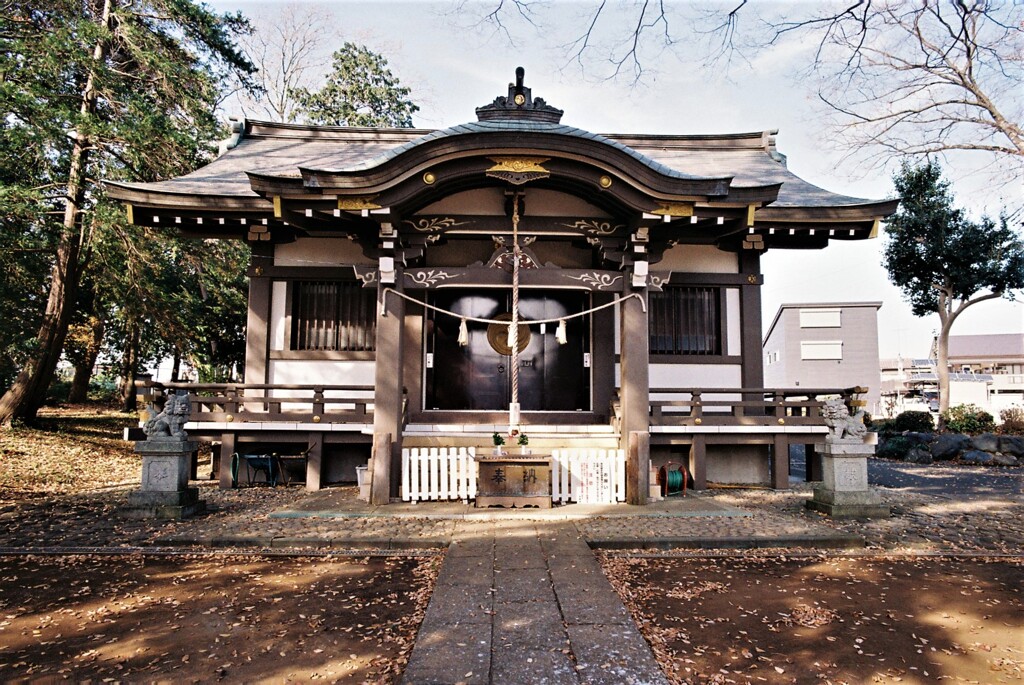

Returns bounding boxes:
[107,69,897,505]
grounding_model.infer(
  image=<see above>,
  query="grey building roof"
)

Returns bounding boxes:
[109,120,891,210]
[947,333,1024,360]
[764,301,884,345]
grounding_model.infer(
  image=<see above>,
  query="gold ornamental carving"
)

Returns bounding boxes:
[403,217,469,233]
[337,197,382,211]
[561,219,624,236]
[650,202,694,217]
[485,157,551,185]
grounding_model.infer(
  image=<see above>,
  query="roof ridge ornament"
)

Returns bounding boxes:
[476,66,564,124]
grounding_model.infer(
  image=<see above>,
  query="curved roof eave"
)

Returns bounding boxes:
[103,180,271,211]
[756,198,900,221]
[247,121,746,201]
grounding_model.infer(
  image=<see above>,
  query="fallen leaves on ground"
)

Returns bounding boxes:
[0,406,140,496]
[601,553,1024,685]
[0,553,441,683]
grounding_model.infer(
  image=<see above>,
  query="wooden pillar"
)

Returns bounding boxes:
[371,281,404,505]
[218,432,236,489]
[739,252,764,390]
[805,443,821,482]
[772,434,790,489]
[305,432,323,492]
[591,293,615,421]
[244,245,273,385]
[619,288,649,451]
[689,437,707,490]
[627,431,650,505]
[370,432,392,505]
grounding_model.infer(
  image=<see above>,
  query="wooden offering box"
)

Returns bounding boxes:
[475,455,552,508]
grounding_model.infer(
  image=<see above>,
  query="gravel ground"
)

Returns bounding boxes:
[2,476,1021,554]
[702,482,1023,555]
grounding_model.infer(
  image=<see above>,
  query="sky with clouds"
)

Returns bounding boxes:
[213,0,1023,360]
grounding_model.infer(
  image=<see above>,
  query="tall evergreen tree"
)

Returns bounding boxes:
[292,43,419,127]
[883,161,1024,416]
[0,0,255,424]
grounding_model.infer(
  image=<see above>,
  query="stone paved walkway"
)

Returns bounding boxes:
[402,521,668,685]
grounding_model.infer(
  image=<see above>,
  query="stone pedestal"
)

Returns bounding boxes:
[806,434,889,518]
[124,439,205,520]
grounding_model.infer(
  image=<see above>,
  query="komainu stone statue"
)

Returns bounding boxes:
[822,398,867,441]
[142,391,190,440]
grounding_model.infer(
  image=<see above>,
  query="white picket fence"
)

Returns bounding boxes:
[400,446,626,505]
[551,448,626,504]
[401,447,478,503]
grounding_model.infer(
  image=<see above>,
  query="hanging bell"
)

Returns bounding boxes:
[457,318,469,346]
[555,319,567,345]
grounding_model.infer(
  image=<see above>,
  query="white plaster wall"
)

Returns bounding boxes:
[658,245,738,273]
[616,363,743,392]
[269,281,287,351]
[726,288,741,356]
[275,237,372,266]
[266,360,376,412]
[648,363,742,390]
[268,360,376,387]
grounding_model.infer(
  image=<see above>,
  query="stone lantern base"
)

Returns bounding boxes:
[806,436,890,518]
[123,439,206,520]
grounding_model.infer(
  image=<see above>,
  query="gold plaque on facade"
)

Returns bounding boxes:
[423,172,436,185]
[598,175,613,188]
[650,202,695,217]
[486,313,532,355]
[485,157,551,185]
[337,197,382,211]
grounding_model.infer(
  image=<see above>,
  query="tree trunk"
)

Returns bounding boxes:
[119,321,141,412]
[0,229,83,425]
[68,315,105,403]
[0,0,113,426]
[171,348,181,382]
[935,315,952,424]
[933,288,1002,428]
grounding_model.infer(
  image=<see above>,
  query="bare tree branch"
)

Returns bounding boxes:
[233,3,337,123]
[449,0,539,47]
[460,0,1022,186]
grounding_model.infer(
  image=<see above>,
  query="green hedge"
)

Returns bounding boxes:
[893,410,934,433]
[941,404,995,435]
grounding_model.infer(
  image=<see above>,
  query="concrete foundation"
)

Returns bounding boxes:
[706,445,770,486]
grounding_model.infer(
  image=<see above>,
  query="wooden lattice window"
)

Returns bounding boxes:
[648,286,722,356]
[291,281,376,351]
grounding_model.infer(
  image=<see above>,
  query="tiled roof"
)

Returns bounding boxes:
[107,120,891,211]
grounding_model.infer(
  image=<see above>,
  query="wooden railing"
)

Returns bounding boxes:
[138,381,376,425]
[648,387,865,427]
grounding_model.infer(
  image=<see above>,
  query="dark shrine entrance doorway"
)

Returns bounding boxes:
[425,290,591,412]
